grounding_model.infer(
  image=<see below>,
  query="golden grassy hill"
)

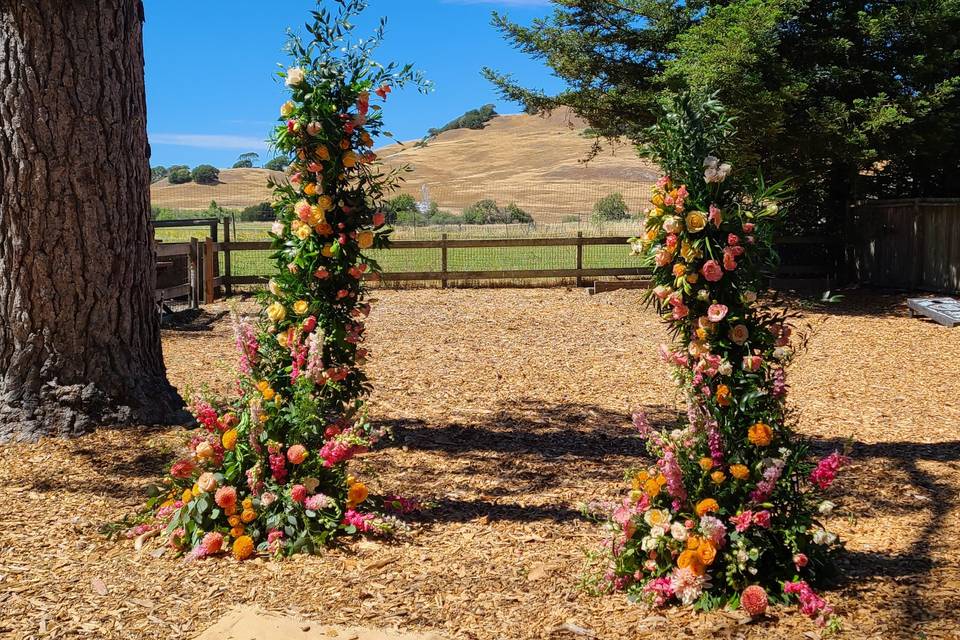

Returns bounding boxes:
[151,109,657,222]
[379,108,657,222]
[151,167,285,211]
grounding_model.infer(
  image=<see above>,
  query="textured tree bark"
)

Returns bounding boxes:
[0,0,187,442]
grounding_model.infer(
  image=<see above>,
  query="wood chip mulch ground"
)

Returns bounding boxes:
[2,288,960,640]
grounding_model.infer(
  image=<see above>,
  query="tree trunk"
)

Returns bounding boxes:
[0,0,187,442]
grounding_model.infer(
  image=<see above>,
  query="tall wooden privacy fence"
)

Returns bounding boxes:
[846,198,960,294]
[154,233,840,305]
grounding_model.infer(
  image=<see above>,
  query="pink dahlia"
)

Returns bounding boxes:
[290,484,308,504]
[286,444,308,465]
[201,531,224,556]
[214,485,237,510]
[741,585,768,616]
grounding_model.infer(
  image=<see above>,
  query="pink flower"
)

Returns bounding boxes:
[654,250,672,267]
[730,511,753,533]
[343,509,376,532]
[742,355,762,372]
[305,493,331,511]
[664,233,678,249]
[373,212,386,227]
[671,303,689,320]
[214,486,237,510]
[723,248,738,271]
[302,315,317,333]
[656,175,671,189]
[727,233,740,246]
[752,510,771,528]
[375,84,392,100]
[261,491,277,507]
[197,472,217,493]
[794,553,808,569]
[708,204,722,227]
[707,304,728,322]
[701,259,723,282]
[286,444,308,465]
[290,484,308,504]
[741,585,768,616]
[201,531,224,556]
[743,222,755,233]
[653,285,671,301]
[809,451,849,490]
[643,576,675,607]
[295,200,312,221]
[729,324,749,345]
[314,268,330,280]
[170,459,195,479]
[784,581,833,626]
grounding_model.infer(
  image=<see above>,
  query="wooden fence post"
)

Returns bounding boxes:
[223,217,233,297]
[189,237,200,309]
[576,232,584,287]
[204,237,215,304]
[911,198,924,289]
[441,233,448,289]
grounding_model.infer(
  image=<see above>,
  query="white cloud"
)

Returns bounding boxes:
[148,133,269,150]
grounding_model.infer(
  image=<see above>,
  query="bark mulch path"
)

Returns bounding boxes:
[1,289,959,639]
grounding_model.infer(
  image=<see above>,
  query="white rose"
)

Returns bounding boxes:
[641,536,658,552]
[813,529,837,545]
[285,67,305,87]
[718,361,733,376]
[649,525,666,539]
[271,221,285,237]
[818,500,836,515]
[670,521,688,541]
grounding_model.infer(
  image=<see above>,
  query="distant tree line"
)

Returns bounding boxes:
[150,153,292,186]
[427,104,497,138]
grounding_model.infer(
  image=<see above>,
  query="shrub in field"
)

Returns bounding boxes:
[192,164,220,185]
[594,94,844,627]
[264,156,291,171]
[591,192,629,223]
[427,103,497,137]
[167,166,192,184]
[505,203,532,224]
[240,202,276,222]
[138,0,428,558]
[462,199,501,225]
[151,166,169,183]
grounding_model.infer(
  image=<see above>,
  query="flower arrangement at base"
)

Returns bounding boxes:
[592,95,846,627]
[134,0,428,559]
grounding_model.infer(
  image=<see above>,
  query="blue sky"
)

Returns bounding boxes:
[144,0,562,168]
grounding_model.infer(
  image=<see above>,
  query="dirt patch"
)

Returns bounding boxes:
[1,289,959,639]
[196,607,446,640]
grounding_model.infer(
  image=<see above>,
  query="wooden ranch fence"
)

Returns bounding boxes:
[846,198,960,294]
[153,234,841,305]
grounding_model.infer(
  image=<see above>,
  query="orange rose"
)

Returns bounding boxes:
[695,498,719,517]
[715,385,732,407]
[698,540,717,566]
[699,457,714,471]
[730,464,750,480]
[643,478,661,497]
[227,515,241,527]
[686,535,702,550]
[711,471,726,484]
[748,422,774,447]
[230,525,245,538]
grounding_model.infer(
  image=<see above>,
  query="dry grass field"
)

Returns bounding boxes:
[1,289,960,639]
[150,110,658,221]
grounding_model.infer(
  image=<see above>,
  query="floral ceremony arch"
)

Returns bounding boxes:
[136,0,428,559]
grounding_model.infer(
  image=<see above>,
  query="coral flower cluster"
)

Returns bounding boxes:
[595,96,846,624]
[136,1,425,559]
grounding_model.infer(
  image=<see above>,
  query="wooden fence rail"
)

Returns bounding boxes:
[149,235,840,304]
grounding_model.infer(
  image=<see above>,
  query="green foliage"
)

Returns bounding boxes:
[151,166,169,183]
[463,199,533,225]
[167,165,192,184]
[504,203,533,224]
[591,192,630,223]
[233,152,261,169]
[239,201,276,222]
[191,164,220,185]
[485,1,960,233]
[263,156,291,171]
[427,104,497,137]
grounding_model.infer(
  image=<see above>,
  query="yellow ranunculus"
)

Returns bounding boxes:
[295,224,312,240]
[698,457,714,471]
[685,211,707,233]
[262,387,276,401]
[280,101,295,117]
[357,230,374,249]
[710,470,726,484]
[321,244,334,258]
[292,300,309,315]
[266,302,286,323]
[276,332,289,348]
[303,182,317,196]
[347,482,369,505]
[318,195,334,211]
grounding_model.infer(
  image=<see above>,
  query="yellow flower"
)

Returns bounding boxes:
[228,515,241,527]
[242,497,253,510]
[240,509,257,524]
[643,508,670,528]
[303,182,317,196]
[680,241,700,262]
[182,488,193,503]
[672,263,686,278]
[347,482,369,506]
[685,211,707,233]
[262,387,276,401]
[266,302,286,323]
[268,279,282,296]
[233,535,255,560]
[309,205,326,225]
[730,464,750,480]
[748,422,774,447]
[317,195,334,211]
[292,300,309,315]
[222,429,238,451]
[698,457,714,471]
[321,244,334,258]
[677,550,705,576]
[710,470,726,484]
[280,101,295,117]
[316,146,330,161]
[342,151,358,168]
[295,224,312,240]
[357,230,374,250]
[651,193,665,208]
[631,470,650,490]
[643,478,661,497]
[276,331,289,348]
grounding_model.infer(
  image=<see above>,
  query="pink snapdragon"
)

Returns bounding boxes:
[658,449,687,501]
[343,509,376,532]
[643,577,675,607]
[784,581,833,626]
[809,452,849,490]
